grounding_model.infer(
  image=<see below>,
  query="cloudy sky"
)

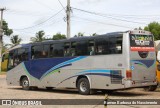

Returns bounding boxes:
[1,0,160,44]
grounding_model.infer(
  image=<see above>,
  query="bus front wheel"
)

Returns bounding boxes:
[21,77,31,90]
[77,78,90,95]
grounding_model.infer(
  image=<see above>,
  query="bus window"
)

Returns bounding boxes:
[8,50,18,70]
[64,43,70,57]
[88,40,95,55]
[8,51,14,70]
[43,45,50,58]
[109,36,122,54]
[76,41,88,56]
[18,48,29,62]
[71,42,76,56]
[95,37,109,55]
[31,45,43,59]
[50,43,64,57]
[13,49,19,66]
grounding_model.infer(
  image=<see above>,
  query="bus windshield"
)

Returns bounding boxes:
[130,34,154,51]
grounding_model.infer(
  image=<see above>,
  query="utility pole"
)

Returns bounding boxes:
[0,8,6,72]
[66,0,71,39]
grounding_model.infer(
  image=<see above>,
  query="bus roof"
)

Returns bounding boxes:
[8,30,152,51]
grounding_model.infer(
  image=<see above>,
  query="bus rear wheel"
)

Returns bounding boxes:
[144,85,157,91]
[77,78,90,95]
[21,77,31,90]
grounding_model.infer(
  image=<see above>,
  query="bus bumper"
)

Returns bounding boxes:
[123,80,157,88]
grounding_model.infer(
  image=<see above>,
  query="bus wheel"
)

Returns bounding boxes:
[144,85,157,91]
[21,77,31,90]
[77,78,90,95]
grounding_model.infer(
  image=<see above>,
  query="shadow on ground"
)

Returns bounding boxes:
[8,87,149,97]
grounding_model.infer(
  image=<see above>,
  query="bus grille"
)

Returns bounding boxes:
[110,70,122,84]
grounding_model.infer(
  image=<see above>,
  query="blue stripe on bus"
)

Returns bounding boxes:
[41,56,87,79]
[77,69,110,75]
[24,56,86,80]
[131,60,155,68]
[58,71,123,85]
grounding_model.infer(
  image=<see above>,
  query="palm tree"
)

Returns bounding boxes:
[30,30,45,42]
[10,35,22,46]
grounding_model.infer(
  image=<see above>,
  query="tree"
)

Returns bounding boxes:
[74,32,84,37]
[91,33,98,36]
[10,35,22,46]
[2,20,13,36]
[52,33,66,40]
[30,30,45,42]
[144,22,160,40]
[134,27,143,30]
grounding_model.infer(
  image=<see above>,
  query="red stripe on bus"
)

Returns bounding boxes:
[131,47,155,51]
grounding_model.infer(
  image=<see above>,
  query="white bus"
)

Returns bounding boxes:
[5,30,157,95]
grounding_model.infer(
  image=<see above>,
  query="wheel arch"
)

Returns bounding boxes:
[76,75,91,88]
[19,75,29,86]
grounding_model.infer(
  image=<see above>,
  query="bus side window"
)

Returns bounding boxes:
[109,36,123,54]
[13,49,18,66]
[17,48,29,62]
[116,36,123,54]
[31,45,43,59]
[50,43,64,57]
[95,38,109,55]
[76,41,88,56]
[50,44,54,57]
[64,43,70,57]
[8,51,14,70]
[43,45,50,58]
[71,42,76,56]
[88,40,95,56]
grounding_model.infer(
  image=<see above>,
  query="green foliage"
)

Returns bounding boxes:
[10,35,22,46]
[30,30,45,42]
[134,27,143,30]
[74,32,84,37]
[91,33,98,36]
[2,20,13,36]
[144,22,160,40]
[52,33,66,40]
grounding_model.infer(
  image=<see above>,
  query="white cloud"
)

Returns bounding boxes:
[1,0,160,44]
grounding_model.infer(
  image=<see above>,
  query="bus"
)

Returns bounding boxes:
[5,30,157,95]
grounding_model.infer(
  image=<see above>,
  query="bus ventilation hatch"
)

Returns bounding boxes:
[110,70,122,84]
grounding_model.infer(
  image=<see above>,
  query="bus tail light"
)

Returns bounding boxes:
[126,70,132,80]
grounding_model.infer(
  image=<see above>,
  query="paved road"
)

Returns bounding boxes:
[0,75,160,108]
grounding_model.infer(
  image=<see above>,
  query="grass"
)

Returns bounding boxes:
[0,71,6,75]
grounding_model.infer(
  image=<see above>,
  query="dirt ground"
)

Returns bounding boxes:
[0,75,160,108]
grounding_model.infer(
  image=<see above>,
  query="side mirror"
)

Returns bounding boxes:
[157,64,160,71]
[2,54,5,62]
[157,51,160,62]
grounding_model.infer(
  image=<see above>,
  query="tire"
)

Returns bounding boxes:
[144,85,157,91]
[77,78,90,95]
[21,77,31,90]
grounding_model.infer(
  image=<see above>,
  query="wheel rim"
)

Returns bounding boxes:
[23,80,29,88]
[80,81,87,92]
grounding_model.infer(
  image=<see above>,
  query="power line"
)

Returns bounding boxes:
[33,0,55,11]
[72,7,147,24]
[14,9,63,30]
[6,10,50,17]
[57,0,66,11]
[73,16,132,29]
